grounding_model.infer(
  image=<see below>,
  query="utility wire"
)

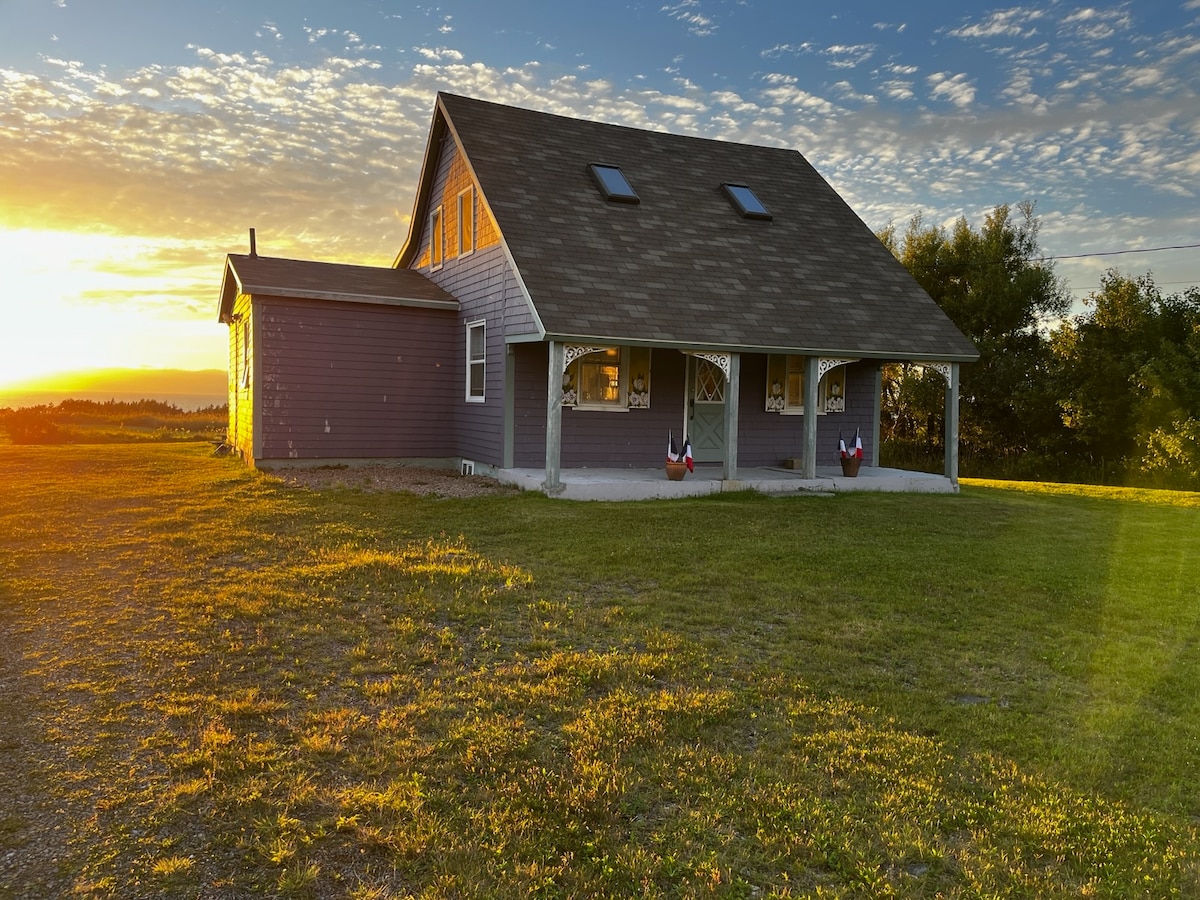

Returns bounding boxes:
[904,240,1200,281]
[1045,241,1200,261]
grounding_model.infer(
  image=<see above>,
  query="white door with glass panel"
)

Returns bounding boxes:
[688,356,725,463]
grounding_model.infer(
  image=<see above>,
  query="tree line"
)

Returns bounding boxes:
[878,202,1200,489]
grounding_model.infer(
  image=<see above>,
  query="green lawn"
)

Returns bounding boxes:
[1,443,1198,898]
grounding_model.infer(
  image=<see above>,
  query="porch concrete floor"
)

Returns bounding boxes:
[494,464,956,501]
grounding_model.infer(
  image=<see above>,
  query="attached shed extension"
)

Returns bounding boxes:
[218,254,459,467]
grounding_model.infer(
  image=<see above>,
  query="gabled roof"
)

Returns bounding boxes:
[218,254,458,322]
[400,93,976,362]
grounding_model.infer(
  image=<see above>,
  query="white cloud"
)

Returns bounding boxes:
[823,44,875,69]
[927,71,976,108]
[761,43,819,59]
[1061,7,1133,42]
[947,8,1045,40]
[661,0,717,37]
[832,80,876,103]
[879,79,915,101]
[414,47,465,62]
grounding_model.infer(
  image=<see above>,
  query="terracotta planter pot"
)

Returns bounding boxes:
[665,460,688,481]
[840,457,861,477]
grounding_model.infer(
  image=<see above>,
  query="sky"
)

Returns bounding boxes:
[2,0,1198,386]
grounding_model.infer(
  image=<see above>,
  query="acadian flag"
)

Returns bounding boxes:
[682,436,694,472]
[667,430,681,463]
[838,432,849,459]
[853,427,864,459]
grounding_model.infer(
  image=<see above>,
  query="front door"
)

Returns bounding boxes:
[688,356,726,463]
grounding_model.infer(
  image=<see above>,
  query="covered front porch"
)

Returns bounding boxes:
[496,463,956,501]
[531,341,965,498]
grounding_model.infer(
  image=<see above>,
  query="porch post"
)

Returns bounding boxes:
[872,365,883,467]
[502,345,515,469]
[723,353,740,480]
[544,341,564,494]
[944,362,961,487]
[803,355,819,479]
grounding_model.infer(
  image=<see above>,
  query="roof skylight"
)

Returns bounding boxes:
[722,183,772,220]
[589,164,639,204]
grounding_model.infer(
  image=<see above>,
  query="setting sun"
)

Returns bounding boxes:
[0,227,225,388]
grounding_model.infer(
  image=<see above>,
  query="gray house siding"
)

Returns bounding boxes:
[735,358,876,468]
[407,132,524,468]
[255,296,457,461]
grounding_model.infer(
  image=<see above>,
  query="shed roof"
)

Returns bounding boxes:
[218,254,458,322]
[401,93,976,362]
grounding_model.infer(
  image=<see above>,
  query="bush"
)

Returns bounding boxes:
[2,407,67,444]
[1141,418,1200,490]
[1,400,228,445]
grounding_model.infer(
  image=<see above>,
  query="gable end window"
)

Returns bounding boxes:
[457,188,475,257]
[466,320,486,402]
[722,183,772,220]
[430,206,444,270]
[588,164,640,204]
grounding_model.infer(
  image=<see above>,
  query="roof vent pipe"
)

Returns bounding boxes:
[249,228,257,257]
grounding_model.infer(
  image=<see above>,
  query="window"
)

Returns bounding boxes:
[430,206,444,269]
[561,346,652,410]
[765,356,845,414]
[239,317,250,389]
[466,320,485,401]
[588,164,640,203]
[579,348,622,406]
[457,188,474,257]
[722,183,772,220]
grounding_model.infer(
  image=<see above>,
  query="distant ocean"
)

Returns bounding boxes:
[0,390,227,411]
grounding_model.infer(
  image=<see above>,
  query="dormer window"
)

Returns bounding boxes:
[589,164,639,204]
[722,183,772,220]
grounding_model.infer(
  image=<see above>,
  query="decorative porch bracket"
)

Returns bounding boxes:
[817,357,859,380]
[919,361,954,384]
[562,344,611,372]
[683,350,732,381]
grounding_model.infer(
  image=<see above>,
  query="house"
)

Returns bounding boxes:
[218,92,977,493]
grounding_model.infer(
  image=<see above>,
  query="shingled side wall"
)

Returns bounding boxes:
[254,295,458,462]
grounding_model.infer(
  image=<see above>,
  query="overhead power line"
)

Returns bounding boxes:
[1045,242,1200,261]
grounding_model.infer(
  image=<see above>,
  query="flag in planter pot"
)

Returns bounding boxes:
[682,436,694,472]
[838,432,849,458]
[667,430,681,463]
[853,427,863,459]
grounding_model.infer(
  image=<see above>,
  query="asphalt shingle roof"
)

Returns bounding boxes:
[434,93,977,361]
[219,254,458,321]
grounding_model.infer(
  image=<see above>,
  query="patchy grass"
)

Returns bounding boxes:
[1,443,1198,898]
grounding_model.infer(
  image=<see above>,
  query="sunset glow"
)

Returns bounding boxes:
[0,228,223,386]
[1,1,1197,388]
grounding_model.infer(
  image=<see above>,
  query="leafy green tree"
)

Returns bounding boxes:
[1053,273,1200,484]
[878,203,1071,472]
